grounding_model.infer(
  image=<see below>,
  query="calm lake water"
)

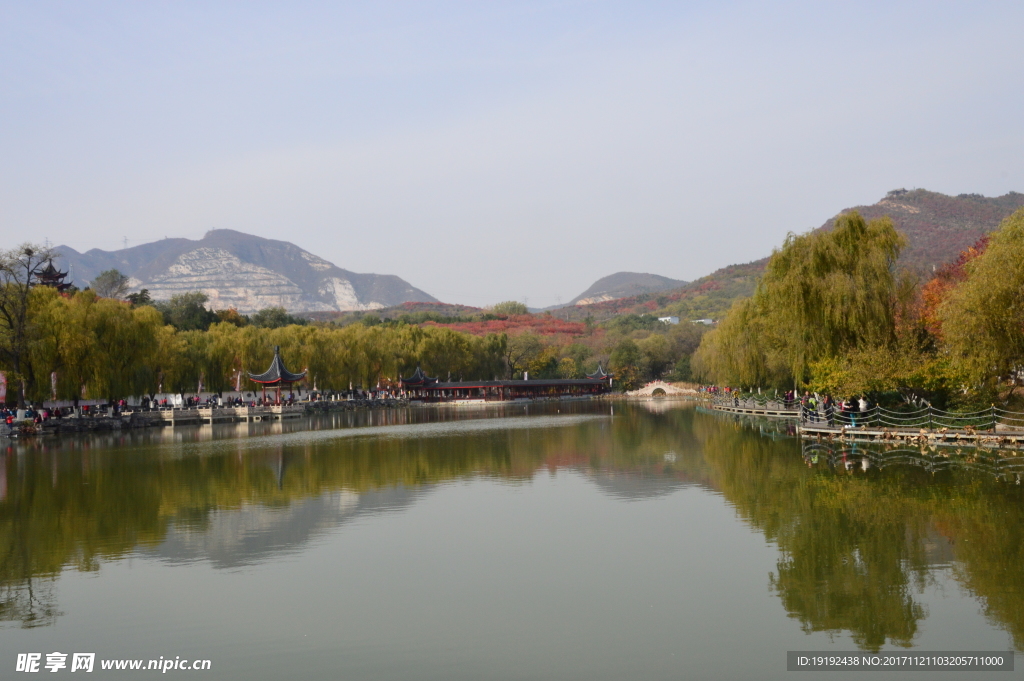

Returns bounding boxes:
[2,401,1022,680]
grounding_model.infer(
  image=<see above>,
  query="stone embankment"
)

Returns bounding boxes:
[1,399,410,438]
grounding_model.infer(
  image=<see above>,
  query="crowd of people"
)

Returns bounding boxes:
[2,405,75,425]
[701,385,875,426]
[3,388,408,426]
[792,392,871,426]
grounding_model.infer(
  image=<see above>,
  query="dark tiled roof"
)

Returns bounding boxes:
[401,367,437,386]
[586,363,613,380]
[248,346,306,384]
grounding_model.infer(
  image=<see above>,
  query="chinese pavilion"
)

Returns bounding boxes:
[586,363,614,385]
[247,346,307,404]
[34,259,73,293]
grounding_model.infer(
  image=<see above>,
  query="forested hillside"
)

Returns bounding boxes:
[563,189,1024,323]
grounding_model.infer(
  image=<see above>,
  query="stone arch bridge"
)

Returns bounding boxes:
[626,381,698,397]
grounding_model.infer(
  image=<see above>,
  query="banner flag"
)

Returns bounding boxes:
[51,371,58,401]
[0,372,6,402]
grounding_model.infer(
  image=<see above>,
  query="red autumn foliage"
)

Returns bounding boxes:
[423,314,588,338]
[919,236,989,339]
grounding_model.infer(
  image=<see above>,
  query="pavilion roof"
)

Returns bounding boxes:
[400,366,437,387]
[586,363,614,380]
[40,261,66,276]
[247,346,307,384]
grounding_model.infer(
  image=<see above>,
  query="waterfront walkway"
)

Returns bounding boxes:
[708,398,1024,449]
[129,404,307,426]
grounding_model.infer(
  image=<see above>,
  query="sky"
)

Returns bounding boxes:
[2,1,1023,308]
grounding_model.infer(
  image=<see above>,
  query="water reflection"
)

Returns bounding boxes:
[1,403,1022,655]
[148,487,422,569]
[693,416,1024,650]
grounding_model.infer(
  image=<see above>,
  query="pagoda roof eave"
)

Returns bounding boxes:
[247,346,306,384]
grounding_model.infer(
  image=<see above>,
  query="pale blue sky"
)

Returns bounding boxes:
[2,1,1022,306]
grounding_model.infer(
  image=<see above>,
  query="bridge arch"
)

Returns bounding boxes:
[626,381,697,397]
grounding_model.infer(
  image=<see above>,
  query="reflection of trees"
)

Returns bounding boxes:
[0,575,60,629]
[767,476,928,650]
[0,407,705,627]
[692,416,1024,651]
[940,489,1024,649]
[4,406,1023,649]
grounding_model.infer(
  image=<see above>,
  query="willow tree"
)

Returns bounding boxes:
[27,287,100,402]
[694,211,905,388]
[0,243,58,406]
[940,208,1024,396]
[89,299,164,402]
[692,297,774,387]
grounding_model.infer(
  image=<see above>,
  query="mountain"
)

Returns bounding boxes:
[565,272,688,307]
[821,189,1024,273]
[556,189,1024,323]
[557,259,766,323]
[55,229,438,314]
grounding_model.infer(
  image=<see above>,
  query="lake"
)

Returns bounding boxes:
[1,401,1021,679]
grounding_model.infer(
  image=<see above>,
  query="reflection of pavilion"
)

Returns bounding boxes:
[247,346,306,405]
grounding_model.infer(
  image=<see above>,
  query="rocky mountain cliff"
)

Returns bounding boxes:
[56,229,437,314]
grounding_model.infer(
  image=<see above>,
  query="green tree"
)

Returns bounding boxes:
[91,269,131,299]
[89,300,163,402]
[249,306,307,329]
[418,327,472,381]
[940,208,1024,398]
[27,288,99,403]
[610,338,646,390]
[126,289,153,307]
[694,212,905,389]
[638,334,672,378]
[156,292,218,331]
[557,357,580,379]
[0,243,57,406]
[214,308,247,327]
[505,332,542,379]
[527,346,560,379]
[492,301,528,316]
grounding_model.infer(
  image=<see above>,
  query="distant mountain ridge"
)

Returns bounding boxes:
[556,189,1024,323]
[565,272,688,307]
[56,229,437,314]
[821,189,1024,273]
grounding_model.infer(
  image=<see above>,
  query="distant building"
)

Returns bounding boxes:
[33,259,73,293]
[657,316,679,324]
[693,319,714,325]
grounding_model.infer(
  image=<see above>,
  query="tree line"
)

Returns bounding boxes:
[0,249,710,407]
[693,208,1024,407]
